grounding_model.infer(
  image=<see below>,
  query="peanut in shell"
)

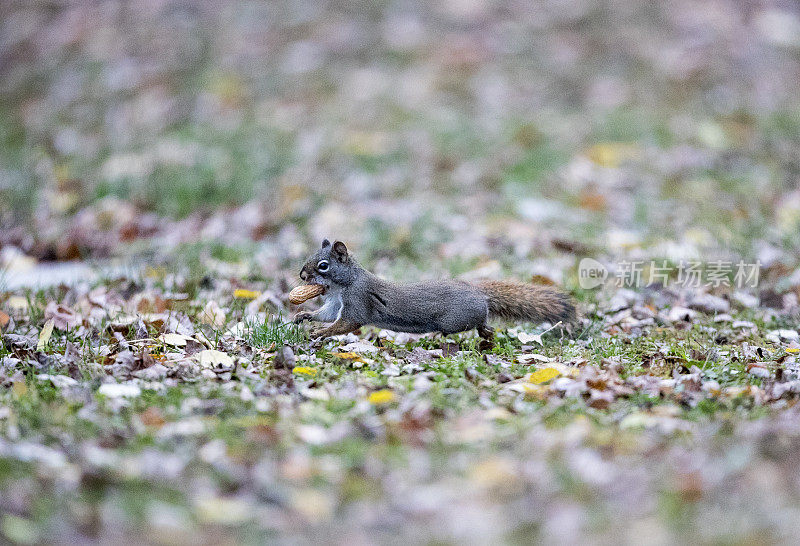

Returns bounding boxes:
[288,284,325,304]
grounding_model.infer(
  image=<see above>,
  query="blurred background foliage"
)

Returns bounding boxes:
[1,0,799,267]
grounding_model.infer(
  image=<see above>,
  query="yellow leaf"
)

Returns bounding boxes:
[520,383,547,399]
[585,142,638,168]
[12,379,27,397]
[144,266,166,280]
[367,389,396,404]
[528,367,561,384]
[786,348,799,354]
[330,352,364,362]
[37,319,54,351]
[292,366,318,377]
[234,289,260,300]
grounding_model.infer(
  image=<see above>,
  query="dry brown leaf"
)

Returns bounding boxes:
[199,300,226,328]
[140,407,166,427]
[44,302,82,330]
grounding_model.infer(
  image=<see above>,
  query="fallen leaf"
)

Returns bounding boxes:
[135,293,167,314]
[578,188,607,212]
[585,142,638,168]
[140,407,166,427]
[197,350,234,368]
[766,329,799,344]
[330,352,363,361]
[64,341,82,379]
[484,354,511,368]
[37,374,79,389]
[441,342,460,357]
[528,367,561,384]
[338,341,379,354]
[199,300,226,327]
[234,289,261,299]
[514,383,547,398]
[195,497,251,525]
[184,338,206,356]
[675,471,704,502]
[44,302,82,330]
[144,266,166,280]
[0,310,10,330]
[289,489,335,521]
[134,348,156,371]
[746,362,772,378]
[6,296,29,312]
[368,389,396,404]
[517,353,551,364]
[98,383,142,398]
[587,388,615,409]
[515,321,562,345]
[12,378,27,397]
[292,366,318,377]
[469,457,517,490]
[37,319,54,351]
[159,333,192,347]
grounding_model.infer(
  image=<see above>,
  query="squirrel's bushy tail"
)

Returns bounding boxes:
[474,280,576,325]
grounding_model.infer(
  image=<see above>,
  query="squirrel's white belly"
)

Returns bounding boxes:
[316,287,343,322]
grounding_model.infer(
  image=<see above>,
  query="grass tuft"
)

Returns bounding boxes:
[243,314,307,348]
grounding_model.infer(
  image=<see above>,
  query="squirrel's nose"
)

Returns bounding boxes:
[300,268,308,281]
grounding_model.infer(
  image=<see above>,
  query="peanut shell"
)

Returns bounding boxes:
[288,284,325,304]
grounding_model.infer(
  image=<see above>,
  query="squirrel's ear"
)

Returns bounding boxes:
[332,241,348,262]
[321,239,331,248]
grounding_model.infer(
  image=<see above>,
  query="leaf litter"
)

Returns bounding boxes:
[2,0,800,543]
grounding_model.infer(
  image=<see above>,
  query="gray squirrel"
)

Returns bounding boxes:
[293,239,576,339]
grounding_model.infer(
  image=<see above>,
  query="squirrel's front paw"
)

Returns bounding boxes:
[309,327,328,340]
[293,312,314,324]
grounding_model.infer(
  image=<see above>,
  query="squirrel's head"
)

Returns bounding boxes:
[299,239,356,288]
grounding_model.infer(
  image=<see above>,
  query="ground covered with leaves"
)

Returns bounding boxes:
[2,260,800,543]
[2,0,800,543]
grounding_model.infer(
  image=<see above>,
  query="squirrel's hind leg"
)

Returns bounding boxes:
[477,324,494,339]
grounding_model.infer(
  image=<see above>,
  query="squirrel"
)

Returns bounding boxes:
[292,239,576,340]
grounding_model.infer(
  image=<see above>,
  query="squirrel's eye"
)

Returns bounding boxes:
[317,260,329,272]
